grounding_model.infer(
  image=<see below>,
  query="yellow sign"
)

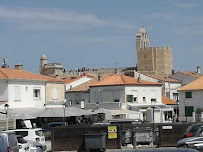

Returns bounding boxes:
[108,126,117,139]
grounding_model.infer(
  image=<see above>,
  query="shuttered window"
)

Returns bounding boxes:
[131,90,138,102]
[14,86,20,101]
[52,88,57,100]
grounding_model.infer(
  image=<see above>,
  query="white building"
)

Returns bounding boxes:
[0,68,64,109]
[89,74,173,122]
[178,76,203,122]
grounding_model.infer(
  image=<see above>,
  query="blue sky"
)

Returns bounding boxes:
[0,0,203,73]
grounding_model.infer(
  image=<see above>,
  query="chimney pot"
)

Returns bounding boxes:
[197,66,201,74]
[15,63,23,70]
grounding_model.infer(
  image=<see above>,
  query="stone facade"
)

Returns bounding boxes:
[136,27,173,76]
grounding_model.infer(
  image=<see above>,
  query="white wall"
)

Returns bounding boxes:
[65,77,92,90]
[90,86,125,104]
[163,81,181,99]
[66,92,89,108]
[179,90,203,117]
[90,85,162,106]
[125,85,162,104]
[0,81,8,101]
[8,81,46,109]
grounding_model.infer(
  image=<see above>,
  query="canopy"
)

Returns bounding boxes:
[15,113,36,120]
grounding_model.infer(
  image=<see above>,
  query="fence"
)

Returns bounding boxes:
[0,119,16,130]
[51,122,193,151]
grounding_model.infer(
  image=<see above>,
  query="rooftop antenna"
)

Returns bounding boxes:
[2,58,8,66]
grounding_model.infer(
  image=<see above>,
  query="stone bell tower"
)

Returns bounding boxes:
[136,27,173,76]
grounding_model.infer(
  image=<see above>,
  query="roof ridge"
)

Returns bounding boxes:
[0,69,9,79]
[121,75,126,85]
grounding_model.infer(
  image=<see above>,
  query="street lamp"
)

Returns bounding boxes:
[62,103,66,123]
[151,100,156,123]
[4,103,9,130]
[176,99,179,116]
[96,102,99,110]
[184,100,188,122]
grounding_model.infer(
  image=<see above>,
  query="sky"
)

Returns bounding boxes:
[0,0,203,74]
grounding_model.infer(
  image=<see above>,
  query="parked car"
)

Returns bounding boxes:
[112,148,199,152]
[41,122,66,132]
[0,131,19,152]
[16,135,44,152]
[183,123,203,138]
[16,135,29,152]
[177,136,203,148]
[7,129,46,151]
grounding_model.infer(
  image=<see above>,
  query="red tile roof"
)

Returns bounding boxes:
[179,71,203,78]
[147,75,181,83]
[162,96,176,105]
[0,68,64,82]
[90,75,163,87]
[178,76,203,91]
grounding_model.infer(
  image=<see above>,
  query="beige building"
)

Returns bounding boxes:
[136,27,173,76]
[46,82,65,107]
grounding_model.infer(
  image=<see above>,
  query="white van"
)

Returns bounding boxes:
[0,131,19,152]
[8,129,46,151]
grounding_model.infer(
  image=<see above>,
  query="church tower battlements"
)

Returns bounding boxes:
[136,27,173,76]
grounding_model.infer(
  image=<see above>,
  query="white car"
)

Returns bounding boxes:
[8,129,46,151]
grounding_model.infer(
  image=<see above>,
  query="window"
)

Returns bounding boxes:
[131,90,138,102]
[150,90,157,102]
[173,93,179,101]
[142,90,146,103]
[33,88,40,99]
[95,91,102,103]
[52,88,57,100]
[14,86,20,101]
[113,91,120,102]
[185,92,192,98]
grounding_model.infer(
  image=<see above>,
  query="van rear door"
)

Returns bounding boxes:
[8,133,19,152]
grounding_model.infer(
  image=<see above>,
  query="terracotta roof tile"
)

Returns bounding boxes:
[0,68,64,82]
[90,75,163,87]
[178,76,203,91]
[179,71,203,78]
[162,96,176,105]
[66,73,113,92]
[147,75,181,83]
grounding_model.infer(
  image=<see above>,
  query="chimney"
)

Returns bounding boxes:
[172,69,175,75]
[138,74,141,83]
[1,65,9,69]
[15,63,23,71]
[197,66,201,74]
[98,73,102,81]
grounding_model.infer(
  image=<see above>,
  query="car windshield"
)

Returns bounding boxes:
[35,130,44,136]
[17,137,27,144]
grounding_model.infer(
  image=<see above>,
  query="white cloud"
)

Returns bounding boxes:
[0,5,136,30]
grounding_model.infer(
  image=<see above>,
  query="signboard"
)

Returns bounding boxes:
[126,95,133,103]
[162,126,172,130]
[108,126,117,139]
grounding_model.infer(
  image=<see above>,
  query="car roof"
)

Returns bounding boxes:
[7,128,42,131]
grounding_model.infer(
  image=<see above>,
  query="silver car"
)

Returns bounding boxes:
[0,131,19,152]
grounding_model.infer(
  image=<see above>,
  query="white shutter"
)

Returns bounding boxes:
[52,88,57,100]
[113,91,120,99]
[142,90,146,97]
[131,90,137,97]
[95,91,102,102]
[15,86,20,100]
[150,90,157,99]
